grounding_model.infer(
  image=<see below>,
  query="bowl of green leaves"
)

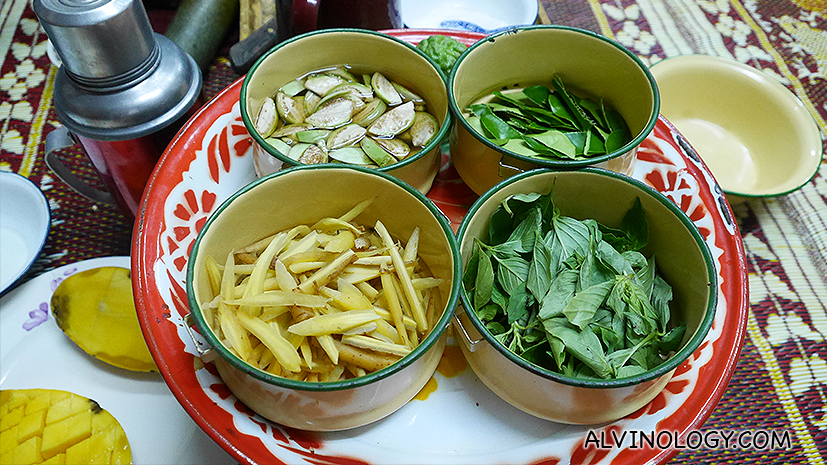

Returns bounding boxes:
[448,25,660,195]
[454,167,716,424]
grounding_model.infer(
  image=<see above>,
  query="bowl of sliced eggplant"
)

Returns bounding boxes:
[448,25,660,195]
[241,29,451,195]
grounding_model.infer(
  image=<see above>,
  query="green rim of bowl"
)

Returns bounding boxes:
[455,166,718,388]
[650,54,824,199]
[448,25,661,170]
[239,28,452,173]
[186,164,462,392]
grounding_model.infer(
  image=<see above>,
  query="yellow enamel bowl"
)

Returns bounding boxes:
[650,55,823,202]
[454,168,717,424]
[186,165,461,431]
[448,25,660,195]
[240,29,451,195]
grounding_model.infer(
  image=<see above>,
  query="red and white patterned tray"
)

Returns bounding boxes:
[132,30,748,465]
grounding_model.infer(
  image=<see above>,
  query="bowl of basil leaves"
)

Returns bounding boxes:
[447,25,660,196]
[454,167,716,424]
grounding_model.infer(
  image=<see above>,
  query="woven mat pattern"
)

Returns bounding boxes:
[1,0,825,463]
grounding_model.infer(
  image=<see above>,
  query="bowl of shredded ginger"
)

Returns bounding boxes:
[186,164,461,431]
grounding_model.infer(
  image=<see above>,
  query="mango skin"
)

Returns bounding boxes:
[50,267,157,373]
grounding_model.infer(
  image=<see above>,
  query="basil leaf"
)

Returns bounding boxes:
[507,206,542,253]
[621,198,649,251]
[562,280,613,329]
[553,216,592,264]
[538,269,579,320]
[506,282,530,324]
[495,256,530,295]
[527,236,553,302]
[474,246,494,309]
[462,241,481,294]
[546,320,613,379]
[597,240,634,275]
[476,302,500,321]
[651,274,674,331]
[491,282,509,310]
[659,322,686,353]
[486,240,523,260]
[503,192,543,217]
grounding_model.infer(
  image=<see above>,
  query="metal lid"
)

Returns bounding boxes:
[34,0,156,81]
[34,0,203,140]
[52,34,202,140]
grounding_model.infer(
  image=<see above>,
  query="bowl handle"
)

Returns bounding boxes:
[452,306,483,353]
[497,155,527,179]
[183,313,219,363]
[44,127,117,206]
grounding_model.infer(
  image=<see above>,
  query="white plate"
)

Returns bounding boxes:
[0,171,50,295]
[400,0,538,33]
[0,256,236,465]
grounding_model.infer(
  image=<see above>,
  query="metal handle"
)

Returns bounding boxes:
[452,305,483,353]
[44,127,117,206]
[183,313,218,363]
[497,154,526,179]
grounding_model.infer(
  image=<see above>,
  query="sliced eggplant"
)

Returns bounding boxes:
[272,123,313,139]
[254,97,279,137]
[298,144,328,164]
[276,91,305,124]
[371,72,403,106]
[374,137,410,160]
[306,97,355,129]
[329,146,374,165]
[296,129,330,143]
[280,79,305,97]
[264,136,292,156]
[368,101,415,137]
[304,73,345,96]
[288,143,312,161]
[392,82,425,104]
[304,91,321,115]
[352,98,387,127]
[327,66,359,83]
[409,111,439,147]
[327,124,367,149]
[360,137,397,167]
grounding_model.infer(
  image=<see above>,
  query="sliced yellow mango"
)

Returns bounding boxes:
[0,389,131,464]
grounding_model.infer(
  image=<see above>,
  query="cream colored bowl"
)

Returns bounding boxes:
[454,168,716,424]
[186,165,461,431]
[650,55,823,201]
[240,29,451,195]
[448,26,660,195]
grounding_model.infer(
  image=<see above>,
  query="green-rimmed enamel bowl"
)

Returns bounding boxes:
[454,167,716,424]
[649,54,823,203]
[186,164,461,431]
[448,25,660,195]
[240,28,451,195]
